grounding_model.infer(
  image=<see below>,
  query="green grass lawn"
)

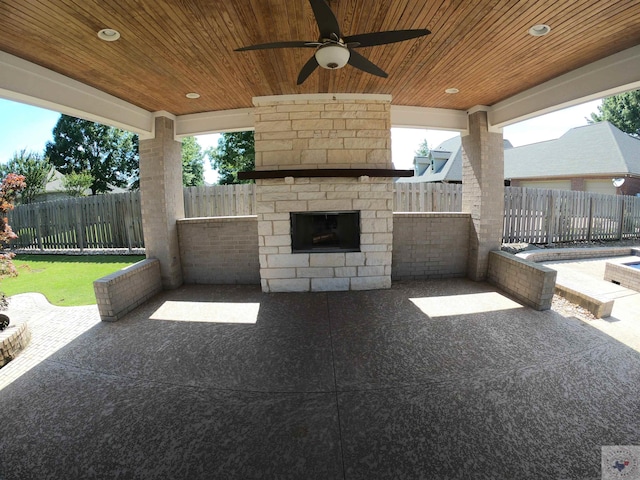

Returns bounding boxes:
[1,255,146,306]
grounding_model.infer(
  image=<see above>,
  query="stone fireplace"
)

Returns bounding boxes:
[250,94,398,292]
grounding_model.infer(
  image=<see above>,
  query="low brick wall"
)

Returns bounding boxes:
[487,251,557,310]
[392,213,470,280]
[94,258,162,322]
[0,319,30,368]
[178,216,260,285]
[604,261,640,292]
[517,246,636,263]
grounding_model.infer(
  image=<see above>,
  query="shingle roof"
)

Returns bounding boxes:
[504,121,640,179]
[397,122,640,183]
[396,135,462,183]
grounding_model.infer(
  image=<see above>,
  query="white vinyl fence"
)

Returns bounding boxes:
[8,184,640,251]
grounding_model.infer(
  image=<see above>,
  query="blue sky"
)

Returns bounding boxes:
[0,97,602,180]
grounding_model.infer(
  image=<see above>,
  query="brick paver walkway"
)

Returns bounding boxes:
[0,293,100,391]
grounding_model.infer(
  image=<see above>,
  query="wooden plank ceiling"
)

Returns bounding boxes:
[1,0,640,116]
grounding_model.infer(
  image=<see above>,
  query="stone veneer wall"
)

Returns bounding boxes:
[178,216,260,284]
[392,213,470,279]
[257,177,394,292]
[253,94,393,292]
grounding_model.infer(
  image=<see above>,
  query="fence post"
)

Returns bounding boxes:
[74,198,85,252]
[546,193,555,246]
[34,204,44,251]
[587,197,594,241]
[618,198,625,240]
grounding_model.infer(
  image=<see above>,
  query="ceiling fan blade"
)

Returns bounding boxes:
[297,55,320,85]
[235,41,316,51]
[344,29,430,48]
[309,0,341,39]
[347,50,388,78]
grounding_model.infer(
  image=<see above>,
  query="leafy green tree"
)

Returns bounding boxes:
[62,171,94,197]
[207,131,255,184]
[181,136,205,187]
[415,139,430,157]
[590,89,640,137]
[0,150,53,204]
[45,114,139,194]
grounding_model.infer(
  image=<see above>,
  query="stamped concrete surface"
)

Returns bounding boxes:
[0,280,639,479]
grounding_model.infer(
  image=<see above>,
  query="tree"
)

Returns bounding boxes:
[0,150,53,204]
[45,114,139,194]
[415,139,430,157]
[0,173,26,309]
[589,89,640,137]
[62,171,94,197]
[181,136,205,186]
[207,131,255,185]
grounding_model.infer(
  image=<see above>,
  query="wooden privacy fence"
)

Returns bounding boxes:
[394,182,462,212]
[7,184,640,250]
[9,192,144,251]
[183,184,255,217]
[503,187,640,244]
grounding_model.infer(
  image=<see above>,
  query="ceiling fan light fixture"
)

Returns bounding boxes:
[528,24,551,37]
[315,44,350,69]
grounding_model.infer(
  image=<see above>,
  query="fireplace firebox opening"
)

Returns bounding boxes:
[291,211,360,253]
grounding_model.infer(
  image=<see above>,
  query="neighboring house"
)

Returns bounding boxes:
[398,122,640,196]
[397,136,513,184]
[32,168,128,203]
[505,121,640,195]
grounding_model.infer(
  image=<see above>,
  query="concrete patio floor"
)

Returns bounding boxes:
[1,279,639,479]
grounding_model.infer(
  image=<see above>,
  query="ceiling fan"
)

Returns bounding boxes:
[235,0,431,85]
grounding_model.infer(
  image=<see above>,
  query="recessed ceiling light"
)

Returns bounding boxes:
[97,29,121,42]
[185,92,201,99]
[445,88,459,94]
[528,24,551,36]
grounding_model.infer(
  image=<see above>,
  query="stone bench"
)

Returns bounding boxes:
[93,258,162,322]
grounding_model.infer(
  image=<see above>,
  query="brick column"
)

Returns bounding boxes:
[139,116,184,289]
[461,110,504,281]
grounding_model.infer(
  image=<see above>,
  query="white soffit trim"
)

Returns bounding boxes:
[390,105,468,132]
[0,51,154,138]
[489,44,640,128]
[175,108,254,137]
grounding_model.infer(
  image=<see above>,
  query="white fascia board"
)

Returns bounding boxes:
[0,51,154,138]
[489,44,640,128]
[390,105,468,133]
[175,108,254,138]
